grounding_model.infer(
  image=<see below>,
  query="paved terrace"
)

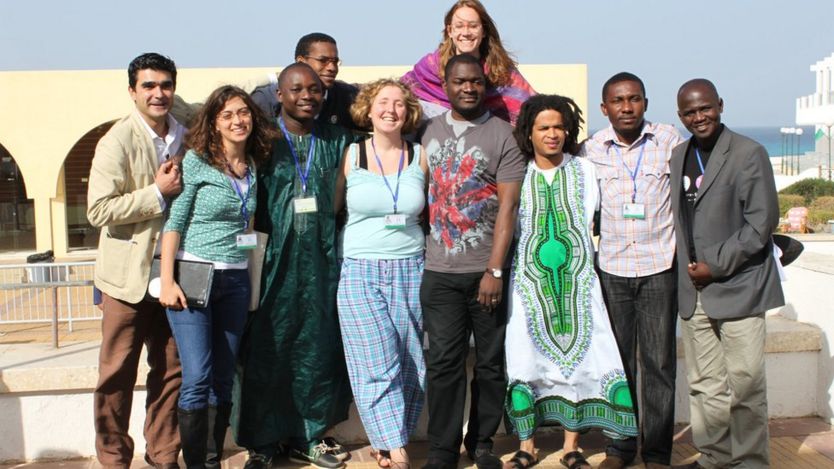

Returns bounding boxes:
[0,418,831,468]
[0,336,831,468]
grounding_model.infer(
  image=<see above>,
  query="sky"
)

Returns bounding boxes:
[2,0,833,131]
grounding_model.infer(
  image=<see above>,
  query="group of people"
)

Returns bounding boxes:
[86,2,784,469]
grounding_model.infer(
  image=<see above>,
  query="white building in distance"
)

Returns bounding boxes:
[796,52,834,155]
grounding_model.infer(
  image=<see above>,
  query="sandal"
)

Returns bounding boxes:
[370,448,392,468]
[503,450,538,469]
[387,448,411,469]
[559,451,590,469]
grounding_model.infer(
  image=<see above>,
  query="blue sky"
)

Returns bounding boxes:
[2,0,832,130]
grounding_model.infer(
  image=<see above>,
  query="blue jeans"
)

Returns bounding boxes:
[598,267,677,466]
[166,268,249,411]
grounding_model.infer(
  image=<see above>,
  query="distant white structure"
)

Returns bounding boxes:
[796,52,834,155]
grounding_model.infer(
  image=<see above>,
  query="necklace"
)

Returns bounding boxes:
[225,159,248,179]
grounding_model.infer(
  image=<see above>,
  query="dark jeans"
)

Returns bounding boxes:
[420,270,508,464]
[166,269,249,410]
[598,268,677,466]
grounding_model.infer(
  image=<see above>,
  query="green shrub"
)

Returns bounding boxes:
[808,209,834,226]
[810,196,834,211]
[778,194,805,216]
[779,178,834,204]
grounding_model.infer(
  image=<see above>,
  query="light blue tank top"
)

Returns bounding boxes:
[342,141,426,259]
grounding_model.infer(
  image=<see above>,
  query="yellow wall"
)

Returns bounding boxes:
[0,64,586,257]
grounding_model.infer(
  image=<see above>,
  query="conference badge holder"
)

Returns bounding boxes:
[384,213,407,230]
[236,233,258,250]
[623,203,645,219]
[294,197,318,214]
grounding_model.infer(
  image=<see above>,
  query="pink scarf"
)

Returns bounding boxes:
[401,50,536,126]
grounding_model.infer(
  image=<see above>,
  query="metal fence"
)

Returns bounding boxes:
[0,261,99,347]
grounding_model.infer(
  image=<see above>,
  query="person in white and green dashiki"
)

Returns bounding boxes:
[503,95,637,469]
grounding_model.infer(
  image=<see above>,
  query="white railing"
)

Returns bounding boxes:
[0,261,99,348]
[797,91,834,109]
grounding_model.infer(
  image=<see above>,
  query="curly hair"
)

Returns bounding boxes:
[514,95,585,158]
[187,85,275,169]
[350,78,423,135]
[438,0,517,87]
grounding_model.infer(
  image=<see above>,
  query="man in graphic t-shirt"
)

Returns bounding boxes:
[418,53,525,469]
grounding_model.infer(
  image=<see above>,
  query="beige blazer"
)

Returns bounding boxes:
[87,112,180,304]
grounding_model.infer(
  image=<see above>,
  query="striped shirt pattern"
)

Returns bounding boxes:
[580,121,683,277]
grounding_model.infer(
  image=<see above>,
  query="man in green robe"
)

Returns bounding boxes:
[232,62,352,469]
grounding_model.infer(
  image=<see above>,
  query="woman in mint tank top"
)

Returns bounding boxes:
[157,86,274,469]
[334,79,428,469]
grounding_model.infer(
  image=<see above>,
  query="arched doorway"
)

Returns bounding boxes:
[0,143,36,252]
[63,121,115,251]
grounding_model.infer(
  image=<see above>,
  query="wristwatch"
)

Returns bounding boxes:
[486,267,503,279]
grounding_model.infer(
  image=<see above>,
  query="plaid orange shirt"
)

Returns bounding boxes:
[580,121,683,277]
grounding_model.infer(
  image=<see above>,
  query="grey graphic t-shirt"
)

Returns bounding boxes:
[419,112,526,273]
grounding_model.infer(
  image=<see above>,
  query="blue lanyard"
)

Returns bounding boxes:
[370,138,405,213]
[611,139,647,203]
[227,167,252,230]
[694,148,706,175]
[278,117,317,194]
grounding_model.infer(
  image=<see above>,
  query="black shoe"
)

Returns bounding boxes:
[206,404,232,469]
[243,453,271,469]
[672,463,705,469]
[288,444,344,469]
[471,448,502,469]
[320,437,350,462]
[421,459,456,469]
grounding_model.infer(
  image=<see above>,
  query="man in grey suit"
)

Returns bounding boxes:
[671,79,784,469]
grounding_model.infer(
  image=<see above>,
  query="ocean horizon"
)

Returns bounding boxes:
[588,125,820,157]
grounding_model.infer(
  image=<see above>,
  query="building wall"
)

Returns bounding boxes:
[796,52,834,127]
[0,64,587,258]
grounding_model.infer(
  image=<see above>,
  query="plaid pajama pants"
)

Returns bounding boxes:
[337,255,426,450]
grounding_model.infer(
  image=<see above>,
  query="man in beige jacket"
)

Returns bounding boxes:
[87,52,185,469]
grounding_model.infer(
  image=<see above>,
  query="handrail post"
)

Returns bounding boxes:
[51,285,59,349]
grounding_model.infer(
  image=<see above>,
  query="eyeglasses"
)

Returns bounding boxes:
[304,55,341,66]
[217,108,252,122]
[450,21,483,33]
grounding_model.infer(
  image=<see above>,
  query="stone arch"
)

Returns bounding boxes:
[0,142,36,252]
[63,120,116,251]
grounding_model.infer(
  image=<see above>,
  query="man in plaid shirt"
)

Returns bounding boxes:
[580,72,683,469]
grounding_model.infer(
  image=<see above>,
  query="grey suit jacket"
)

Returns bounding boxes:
[670,126,784,319]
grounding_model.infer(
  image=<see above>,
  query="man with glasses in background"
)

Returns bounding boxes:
[251,32,360,130]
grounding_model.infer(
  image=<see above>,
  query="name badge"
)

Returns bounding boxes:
[623,203,645,219]
[384,213,407,229]
[236,233,258,250]
[293,196,318,214]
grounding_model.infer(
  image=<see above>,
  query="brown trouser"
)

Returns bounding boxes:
[94,292,182,468]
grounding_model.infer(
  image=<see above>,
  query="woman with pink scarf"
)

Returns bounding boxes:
[401,0,535,126]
